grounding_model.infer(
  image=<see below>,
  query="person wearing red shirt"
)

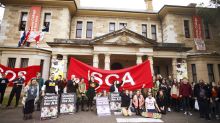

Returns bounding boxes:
[179,78,192,116]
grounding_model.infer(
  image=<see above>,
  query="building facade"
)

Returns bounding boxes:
[0,0,220,83]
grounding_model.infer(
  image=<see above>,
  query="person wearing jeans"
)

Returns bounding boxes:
[179,78,192,116]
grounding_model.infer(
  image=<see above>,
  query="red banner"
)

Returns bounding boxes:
[193,16,203,39]
[193,15,206,50]
[0,64,41,85]
[27,6,42,31]
[67,58,153,92]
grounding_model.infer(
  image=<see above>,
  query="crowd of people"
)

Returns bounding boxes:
[0,72,220,121]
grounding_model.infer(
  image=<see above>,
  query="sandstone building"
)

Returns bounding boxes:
[0,0,219,83]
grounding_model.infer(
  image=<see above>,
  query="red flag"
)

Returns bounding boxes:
[34,34,40,44]
[67,58,153,92]
[22,29,31,46]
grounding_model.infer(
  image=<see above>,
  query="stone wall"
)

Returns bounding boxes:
[70,16,162,42]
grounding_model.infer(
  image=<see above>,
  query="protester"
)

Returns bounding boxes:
[0,73,9,107]
[159,78,171,112]
[194,80,212,120]
[57,75,65,94]
[7,73,25,107]
[179,78,192,116]
[86,70,99,111]
[156,90,166,114]
[110,80,124,93]
[141,84,148,99]
[36,72,44,111]
[132,90,144,115]
[145,91,160,114]
[170,78,180,112]
[121,90,132,116]
[78,78,87,111]
[41,74,58,96]
[23,78,39,120]
[210,82,218,119]
[217,81,220,120]
[66,75,79,112]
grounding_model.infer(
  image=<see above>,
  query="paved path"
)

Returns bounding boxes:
[0,107,219,123]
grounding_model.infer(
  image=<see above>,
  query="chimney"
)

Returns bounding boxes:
[144,0,153,11]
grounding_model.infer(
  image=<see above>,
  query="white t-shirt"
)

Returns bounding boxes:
[145,97,156,110]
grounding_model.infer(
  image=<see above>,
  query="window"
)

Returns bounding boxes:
[151,25,157,40]
[109,22,115,33]
[7,58,16,68]
[191,64,197,83]
[119,23,127,29]
[184,20,190,38]
[204,22,210,39]
[20,58,29,68]
[76,21,83,38]
[42,13,51,32]
[19,12,28,31]
[86,22,93,38]
[142,24,147,38]
[40,59,44,75]
[207,64,215,82]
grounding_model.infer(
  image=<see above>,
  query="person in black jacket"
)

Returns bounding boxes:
[194,80,211,120]
[156,90,167,114]
[110,80,123,93]
[66,75,78,112]
[120,90,132,116]
[217,81,220,119]
[86,70,99,111]
[0,73,9,107]
[7,73,25,107]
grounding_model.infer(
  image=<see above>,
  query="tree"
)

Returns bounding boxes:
[196,0,220,24]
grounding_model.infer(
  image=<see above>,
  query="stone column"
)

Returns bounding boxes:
[148,56,154,76]
[136,54,143,64]
[104,53,111,70]
[63,55,68,78]
[50,54,57,75]
[172,58,177,79]
[93,53,99,68]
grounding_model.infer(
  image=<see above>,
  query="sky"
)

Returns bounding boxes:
[0,0,211,21]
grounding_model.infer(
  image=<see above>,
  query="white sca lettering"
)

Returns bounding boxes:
[0,67,27,81]
[89,71,135,87]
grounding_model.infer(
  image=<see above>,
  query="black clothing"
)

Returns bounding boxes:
[23,99,35,114]
[86,80,99,109]
[7,77,24,107]
[157,95,167,114]
[66,80,78,93]
[194,83,211,119]
[109,81,123,92]
[0,78,9,104]
[44,80,57,94]
[120,93,130,108]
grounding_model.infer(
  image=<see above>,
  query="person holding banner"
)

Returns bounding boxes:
[133,90,145,115]
[110,80,124,93]
[86,70,99,111]
[0,73,9,107]
[41,74,58,96]
[23,78,39,120]
[7,73,25,108]
[78,78,87,111]
[66,75,78,112]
